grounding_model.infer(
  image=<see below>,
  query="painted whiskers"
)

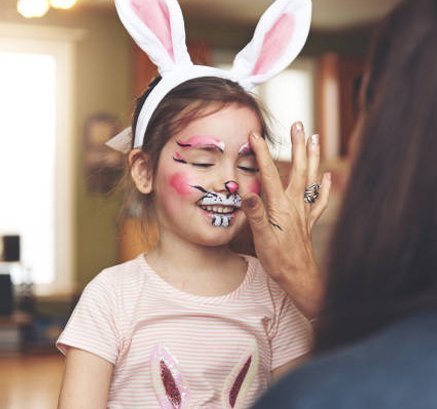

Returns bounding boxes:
[193,186,242,228]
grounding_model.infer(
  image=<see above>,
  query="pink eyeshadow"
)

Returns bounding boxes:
[180,135,225,151]
[174,152,185,161]
[239,142,252,156]
[169,172,192,196]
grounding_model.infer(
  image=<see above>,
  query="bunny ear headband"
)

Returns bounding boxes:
[107,0,312,153]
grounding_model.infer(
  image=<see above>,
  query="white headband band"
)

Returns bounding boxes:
[107,0,312,153]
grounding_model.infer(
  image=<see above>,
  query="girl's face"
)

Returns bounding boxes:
[152,104,262,248]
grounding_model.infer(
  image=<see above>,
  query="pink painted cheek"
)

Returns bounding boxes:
[169,172,193,196]
[248,181,261,195]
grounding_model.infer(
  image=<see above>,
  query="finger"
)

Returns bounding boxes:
[304,134,321,208]
[309,172,331,228]
[286,122,307,198]
[248,131,284,205]
[306,134,320,185]
[241,193,273,236]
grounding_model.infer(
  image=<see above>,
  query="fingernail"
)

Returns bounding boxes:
[311,134,319,145]
[295,122,303,131]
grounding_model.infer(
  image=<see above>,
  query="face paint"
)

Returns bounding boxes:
[172,151,187,164]
[225,180,239,195]
[248,181,261,195]
[176,135,225,152]
[238,142,252,156]
[151,105,263,247]
[169,172,192,196]
[192,185,242,228]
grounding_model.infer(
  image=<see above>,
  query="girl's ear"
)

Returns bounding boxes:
[129,149,154,194]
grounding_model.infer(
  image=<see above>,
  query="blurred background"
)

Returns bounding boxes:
[0,0,400,407]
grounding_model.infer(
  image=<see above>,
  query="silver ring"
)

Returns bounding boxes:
[304,183,320,204]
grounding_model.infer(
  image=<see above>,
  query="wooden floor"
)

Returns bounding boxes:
[0,354,64,409]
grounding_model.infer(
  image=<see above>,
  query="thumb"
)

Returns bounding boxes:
[241,194,271,235]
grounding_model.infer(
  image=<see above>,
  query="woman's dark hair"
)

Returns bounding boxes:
[126,76,272,235]
[314,0,437,353]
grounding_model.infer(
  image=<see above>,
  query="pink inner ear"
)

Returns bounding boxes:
[252,13,295,76]
[130,0,174,59]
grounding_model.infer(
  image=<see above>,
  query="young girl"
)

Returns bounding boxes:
[57,0,314,408]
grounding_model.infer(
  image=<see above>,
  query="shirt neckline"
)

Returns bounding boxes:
[137,253,256,304]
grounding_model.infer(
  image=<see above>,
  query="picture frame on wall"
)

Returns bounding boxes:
[83,113,125,194]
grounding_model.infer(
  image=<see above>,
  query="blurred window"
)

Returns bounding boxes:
[218,58,315,161]
[0,28,77,290]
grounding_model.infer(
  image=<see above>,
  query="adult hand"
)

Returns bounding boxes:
[241,122,331,318]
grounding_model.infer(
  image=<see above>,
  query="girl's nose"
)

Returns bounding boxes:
[224,180,239,195]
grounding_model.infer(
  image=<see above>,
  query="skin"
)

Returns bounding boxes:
[57,112,327,408]
[241,122,331,319]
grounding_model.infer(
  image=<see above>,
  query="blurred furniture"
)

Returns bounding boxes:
[0,312,33,354]
[0,274,13,316]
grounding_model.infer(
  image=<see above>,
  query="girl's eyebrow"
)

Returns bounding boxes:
[238,142,254,157]
[176,136,225,153]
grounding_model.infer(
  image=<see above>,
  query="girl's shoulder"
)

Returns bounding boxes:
[85,253,151,293]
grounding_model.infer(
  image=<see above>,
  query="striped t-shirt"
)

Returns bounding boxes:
[57,254,312,408]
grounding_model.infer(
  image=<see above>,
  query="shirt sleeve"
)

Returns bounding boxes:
[56,270,120,364]
[269,283,313,371]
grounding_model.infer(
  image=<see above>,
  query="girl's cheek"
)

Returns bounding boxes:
[248,180,261,195]
[169,172,194,197]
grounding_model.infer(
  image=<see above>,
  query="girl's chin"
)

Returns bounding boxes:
[192,225,245,248]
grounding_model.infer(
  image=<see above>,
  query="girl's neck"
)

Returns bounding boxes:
[145,235,248,297]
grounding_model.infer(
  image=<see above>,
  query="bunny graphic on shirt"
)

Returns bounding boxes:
[151,343,259,409]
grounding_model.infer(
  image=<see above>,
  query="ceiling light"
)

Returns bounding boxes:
[17,0,50,18]
[50,0,77,9]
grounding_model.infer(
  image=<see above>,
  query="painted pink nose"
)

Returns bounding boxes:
[225,180,239,194]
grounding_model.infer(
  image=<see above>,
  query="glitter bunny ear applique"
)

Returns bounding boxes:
[114,0,192,74]
[222,342,259,409]
[151,345,192,409]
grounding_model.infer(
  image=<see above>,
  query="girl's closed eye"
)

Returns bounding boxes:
[184,151,218,168]
[238,165,259,173]
[192,162,215,168]
[173,151,216,168]
[238,158,259,174]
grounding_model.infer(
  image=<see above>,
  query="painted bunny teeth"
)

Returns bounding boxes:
[200,205,235,214]
[212,214,231,228]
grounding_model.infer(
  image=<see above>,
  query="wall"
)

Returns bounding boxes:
[1,1,132,288]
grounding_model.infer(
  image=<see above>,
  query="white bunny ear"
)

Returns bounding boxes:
[114,0,192,74]
[231,0,311,89]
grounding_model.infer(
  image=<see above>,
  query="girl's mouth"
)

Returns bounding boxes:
[199,205,235,214]
[198,204,239,228]
[193,186,242,228]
